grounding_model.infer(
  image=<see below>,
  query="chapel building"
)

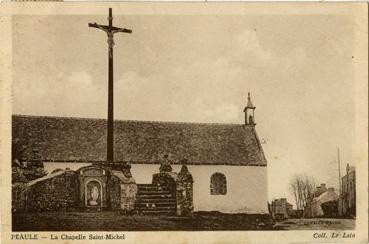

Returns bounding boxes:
[12,94,268,214]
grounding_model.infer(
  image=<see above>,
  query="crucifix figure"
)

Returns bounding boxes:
[89,8,132,164]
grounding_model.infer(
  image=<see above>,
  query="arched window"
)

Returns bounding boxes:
[210,172,227,195]
[249,115,254,124]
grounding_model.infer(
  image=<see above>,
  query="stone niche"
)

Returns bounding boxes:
[77,166,109,209]
[77,165,137,211]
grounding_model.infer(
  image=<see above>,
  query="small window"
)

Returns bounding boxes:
[249,115,254,124]
[210,172,227,195]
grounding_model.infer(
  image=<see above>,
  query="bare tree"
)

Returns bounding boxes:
[289,174,316,210]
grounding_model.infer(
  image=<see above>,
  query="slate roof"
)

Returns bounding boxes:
[314,190,339,203]
[12,115,267,166]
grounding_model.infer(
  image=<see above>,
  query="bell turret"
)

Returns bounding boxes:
[243,92,256,126]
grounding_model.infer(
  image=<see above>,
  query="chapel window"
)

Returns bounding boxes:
[210,172,227,195]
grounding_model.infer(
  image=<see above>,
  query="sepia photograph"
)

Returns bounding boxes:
[1,3,367,243]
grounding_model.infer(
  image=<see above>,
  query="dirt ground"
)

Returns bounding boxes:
[12,211,272,231]
[13,211,355,231]
[273,218,355,230]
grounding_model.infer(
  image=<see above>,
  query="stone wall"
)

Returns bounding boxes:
[176,165,194,216]
[107,173,138,211]
[12,166,139,213]
[151,164,194,216]
[108,175,122,210]
[12,183,28,212]
[120,183,138,212]
[26,170,79,212]
[111,170,137,212]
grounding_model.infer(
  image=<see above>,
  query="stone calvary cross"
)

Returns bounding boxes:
[89,8,132,164]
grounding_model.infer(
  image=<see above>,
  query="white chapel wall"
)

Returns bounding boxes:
[44,162,268,214]
[188,165,268,214]
[44,162,92,174]
[130,164,268,214]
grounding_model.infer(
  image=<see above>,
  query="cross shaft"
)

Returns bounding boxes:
[88,8,132,164]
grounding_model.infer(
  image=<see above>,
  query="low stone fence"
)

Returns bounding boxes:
[110,170,138,211]
[12,167,138,213]
[12,164,192,216]
[12,183,28,212]
[12,169,79,212]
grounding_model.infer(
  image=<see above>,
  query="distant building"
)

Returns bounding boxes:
[310,188,339,217]
[305,184,339,218]
[314,183,328,197]
[270,198,293,220]
[340,164,356,217]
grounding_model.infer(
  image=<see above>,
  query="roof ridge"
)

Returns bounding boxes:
[122,119,241,126]
[12,114,243,127]
[13,114,106,121]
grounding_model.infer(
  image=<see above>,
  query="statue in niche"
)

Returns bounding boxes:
[87,181,101,206]
[89,186,99,205]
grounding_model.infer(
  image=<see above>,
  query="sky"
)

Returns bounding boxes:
[12,13,356,206]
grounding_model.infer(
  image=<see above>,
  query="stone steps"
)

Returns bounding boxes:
[136,193,174,199]
[137,184,169,191]
[135,184,176,215]
[138,190,171,195]
[134,205,176,211]
[135,199,176,204]
[137,209,176,215]
[135,201,176,207]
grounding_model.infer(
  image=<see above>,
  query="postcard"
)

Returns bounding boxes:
[0,3,367,243]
